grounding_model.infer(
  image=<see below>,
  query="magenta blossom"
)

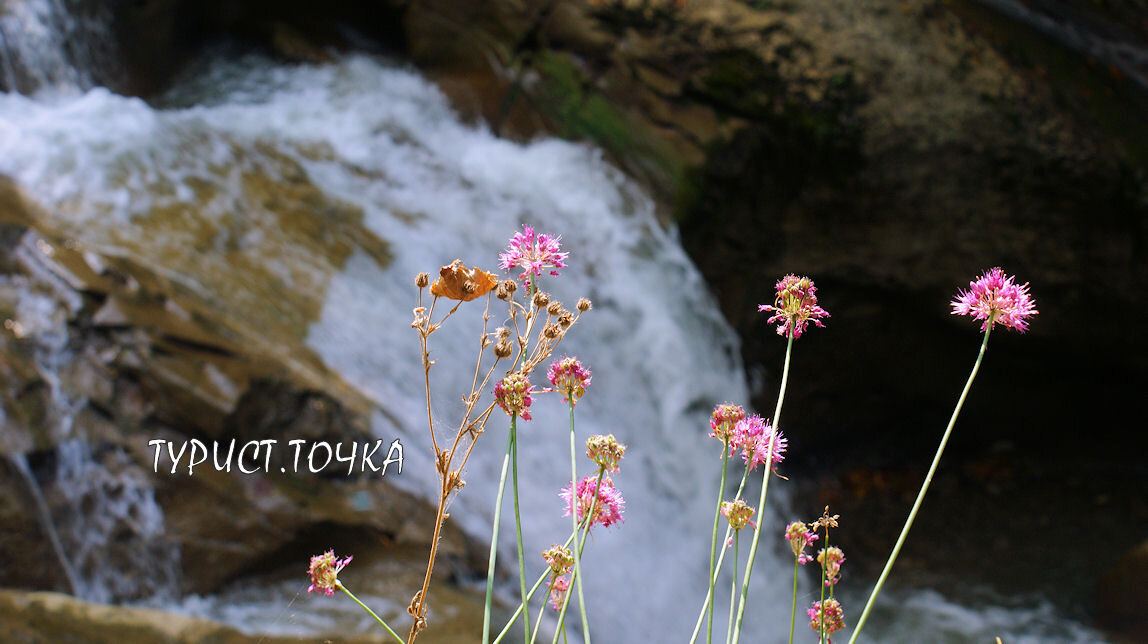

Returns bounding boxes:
[730,414,786,472]
[548,575,571,611]
[547,356,591,406]
[785,521,819,565]
[951,267,1038,332]
[307,550,352,596]
[560,475,625,529]
[494,373,535,420]
[808,598,846,637]
[818,546,846,586]
[709,403,746,443]
[758,274,829,338]
[498,225,569,286]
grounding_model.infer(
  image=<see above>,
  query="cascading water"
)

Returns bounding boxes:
[0,0,117,94]
[0,10,1109,644]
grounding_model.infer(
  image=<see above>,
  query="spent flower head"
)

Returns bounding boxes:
[785,521,819,564]
[730,415,786,472]
[758,274,829,338]
[721,499,756,531]
[307,550,352,596]
[586,433,626,473]
[818,546,846,586]
[542,545,574,575]
[561,475,625,529]
[494,373,535,420]
[951,267,1039,332]
[498,225,569,286]
[709,403,746,443]
[808,598,846,637]
[547,357,591,406]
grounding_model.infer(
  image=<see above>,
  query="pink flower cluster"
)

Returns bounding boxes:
[784,521,819,565]
[542,544,574,575]
[307,550,352,596]
[721,499,756,531]
[808,598,846,638]
[758,274,829,339]
[547,357,591,406]
[709,403,746,443]
[561,475,625,529]
[951,267,1039,332]
[494,373,535,420]
[818,546,846,586]
[729,414,786,472]
[498,225,569,286]
[548,575,571,611]
[586,434,626,473]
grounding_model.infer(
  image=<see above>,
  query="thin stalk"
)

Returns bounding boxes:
[511,416,531,644]
[818,530,828,643]
[337,581,404,644]
[483,426,516,644]
[731,331,795,643]
[706,442,731,644]
[494,533,577,644]
[689,466,751,643]
[848,326,993,642]
[568,402,591,640]
[788,555,800,644]
[529,577,552,644]
[725,532,739,644]
[552,470,605,644]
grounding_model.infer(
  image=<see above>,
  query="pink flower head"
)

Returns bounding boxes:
[720,499,756,531]
[818,546,846,586]
[758,274,829,338]
[585,434,627,473]
[951,267,1038,333]
[785,521,819,564]
[560,475,625,529]
[808,598,846,637]
[307,550,352,596]
[494,373,535,420]
[547,357,591,406]
[709,403,746,443]
[548,575,571,611]
[498,225,569,286]
[730,415,786,472]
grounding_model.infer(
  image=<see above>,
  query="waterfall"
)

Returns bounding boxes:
[0,0,117,95]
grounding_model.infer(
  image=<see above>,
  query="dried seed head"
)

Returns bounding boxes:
[577,297,591,312]
[496,326,511,340]
[543,322,560,339]
[502,279,517,294]
[533,291,550,308]
[558,311,574,327]
[494,340,512,358]
[415,272,430,288]
[547,301,563,316]
[462,280,478,295]
[496,282,511,300]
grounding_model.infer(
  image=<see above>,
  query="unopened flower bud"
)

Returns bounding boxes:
[415,272,430,288]
[721,499,755,531]
[586,434,626,473]
[542,545,574,575]
[576,298,591,312]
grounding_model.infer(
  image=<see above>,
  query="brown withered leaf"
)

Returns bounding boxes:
[430,259,498,302]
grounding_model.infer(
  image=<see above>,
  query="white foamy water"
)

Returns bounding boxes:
[0,50,1106,642]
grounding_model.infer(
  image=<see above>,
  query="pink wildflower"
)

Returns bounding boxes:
[498,225,569,286]
[785,521,819,565]
[720,499,756,531]
[547,357,591,406]
[709,403,746,443]
[542,545,574,575]
[586,434,627,473]
[560,475,625,529]
[818,546,846,586]
[307,550,352,596]
[548,575,571,611]
[494,373,535,420]
[808,598,846,638]
[758,274,829,338]
[951,267,1039,332]
[730,415,786,472]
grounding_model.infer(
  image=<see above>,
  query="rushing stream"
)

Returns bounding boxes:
[0,3,1112,642]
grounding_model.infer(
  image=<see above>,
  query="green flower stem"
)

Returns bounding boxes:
[552,470,605,644]
[731,331,795,644]
[788,554,800,644]
[818,527,828,643]
[725,532,739,644]
[568,401,592,641]
[483,424,516,644]
[494,533,577,644]
[336,581,404,644]
[689,466,751,643]
[848,325,993,643]
[511,416,531,644]
[706,442,732,644]
[528,577,553,644]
